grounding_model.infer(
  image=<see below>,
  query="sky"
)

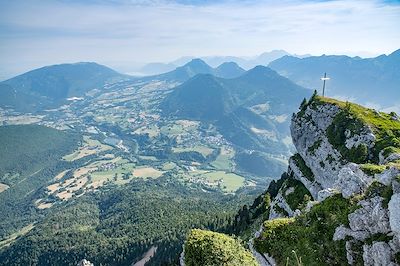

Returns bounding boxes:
[0,0,399,79]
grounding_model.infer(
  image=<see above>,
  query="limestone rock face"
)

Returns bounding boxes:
[344,126,375,150]
[255,99,400,266]
[377,167,400,186]
[363,242,396,266]
[288,158,322,200]
[333,196,390,244]
[291,104,342,191]
[291,103,373,199]
[268,191,293,219]
[334,163,371,198]
[389,193,400,236]
[348,197,391,235]
[379,150,400,164]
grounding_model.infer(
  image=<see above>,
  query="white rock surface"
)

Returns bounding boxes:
[291,103,374,199]
[288,158,322,200]
[333,225,369,241]
[348,196,390,235]
[379,150,400,164]
[269,190,294,219]
[334,163,371,198]
[389,193,400,235]
[77,259,94,266]
[363,242,396,266]
[377,167,400,186]
[317,188,339,202]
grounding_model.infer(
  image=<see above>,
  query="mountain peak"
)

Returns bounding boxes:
[215,62,245,79]
[389,48,400,57]
[183,58,210,68]
[242,65,277,78]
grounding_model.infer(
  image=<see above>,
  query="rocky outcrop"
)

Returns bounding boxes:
[253,97,400,266]
[334,196,391,242]
[290,103,374,199]
[363,242,396,266]
[268,190,294,219]
[77,259,94,266]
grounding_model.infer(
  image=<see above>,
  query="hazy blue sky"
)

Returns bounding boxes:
[0,0,399,79]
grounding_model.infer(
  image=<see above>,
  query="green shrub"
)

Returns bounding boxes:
[363,181,393,207]
[255,194,358,265]
[283,178,313,210]
[308,139,322,156]
[184,229,258,266]
[292,154,315,181]
[359,164,386,176]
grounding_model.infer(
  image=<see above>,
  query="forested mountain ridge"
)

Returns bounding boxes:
[0,125,81,239]
[161,66,311,155]
[182,95,400,265]
[0,62,126,112]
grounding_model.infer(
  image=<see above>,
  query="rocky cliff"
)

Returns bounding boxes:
[181,94,400,266]
[253,95,400,265]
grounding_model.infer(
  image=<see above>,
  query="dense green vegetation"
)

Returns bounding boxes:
[184,229,258,266]
[0,176,255,265]
[283,177,312,210]
[232,173,290,235]
[0,125,81,181]
[254,194,358,265]
[0,125,81,238]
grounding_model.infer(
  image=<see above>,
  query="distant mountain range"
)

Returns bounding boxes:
[0,62,126,112]
[138,59,246,82]
[161,65,311,155]
[268,49,400,110]
[138,50,311,75]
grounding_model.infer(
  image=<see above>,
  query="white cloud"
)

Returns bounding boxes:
[0,0,399,78]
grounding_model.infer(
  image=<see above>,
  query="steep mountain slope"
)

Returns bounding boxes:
[0,62,126,112]
[161,66,311,155]
[268,49,400,108]
[182,95,400,265]
[141,59,245,82]
[0,176,247,266]
[0,125,81,238]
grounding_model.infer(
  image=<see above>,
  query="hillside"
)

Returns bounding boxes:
[0,62,126,112]
[161,66,311,155]
[183,95,400,265]
[0,125,81,238]
[268,50,400,109]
